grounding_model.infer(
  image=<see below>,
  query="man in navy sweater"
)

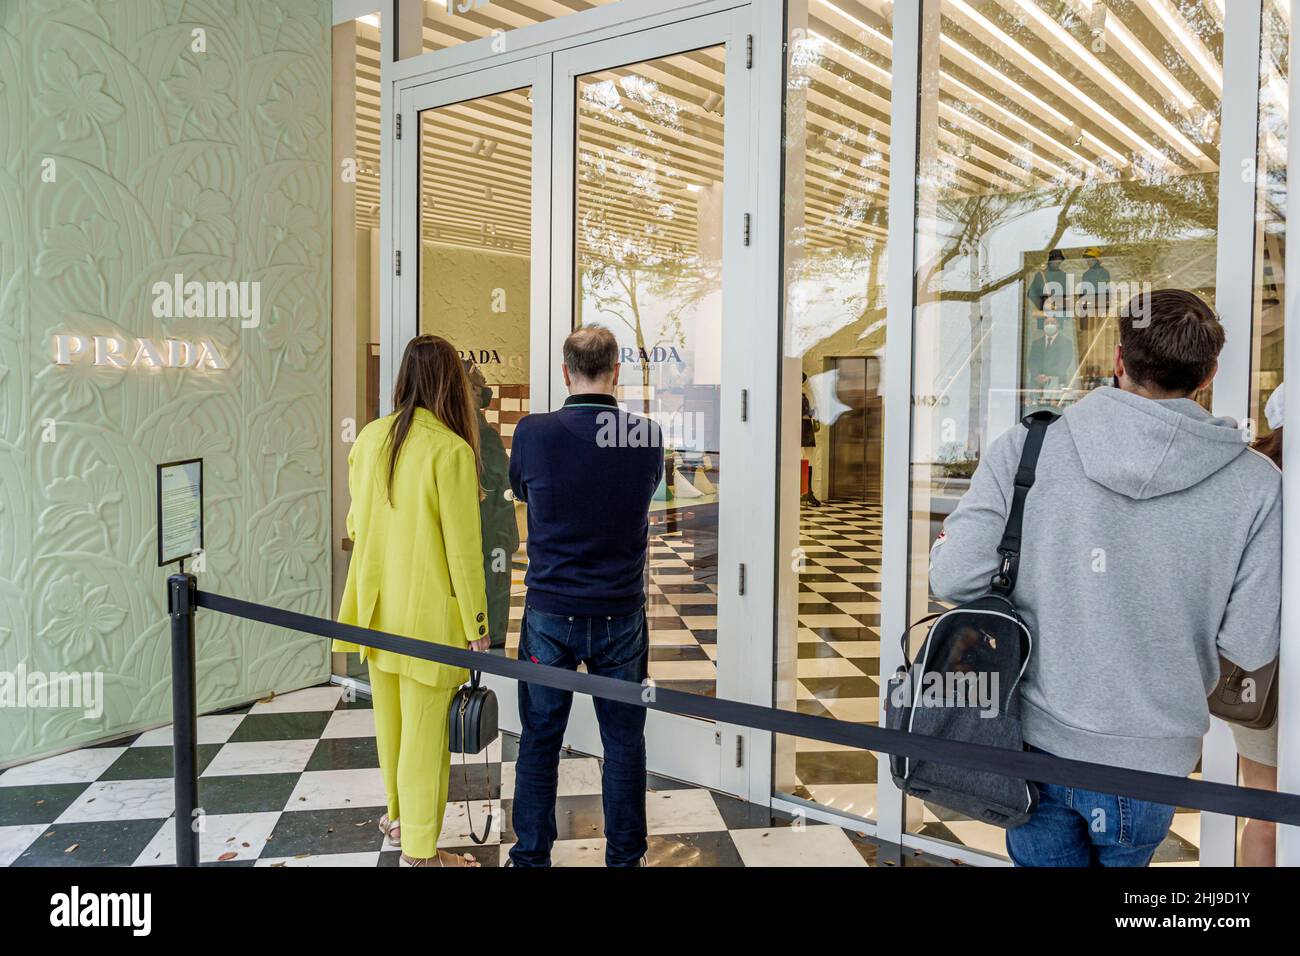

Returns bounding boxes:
[507,325,663,867]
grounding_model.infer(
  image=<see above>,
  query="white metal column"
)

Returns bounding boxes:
[743,0,786,806]
[1278,0,1300,869]
[875,0,925,849]
[1205,0,1265,868]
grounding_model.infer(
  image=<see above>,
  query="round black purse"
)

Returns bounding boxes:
[448,671,498,844]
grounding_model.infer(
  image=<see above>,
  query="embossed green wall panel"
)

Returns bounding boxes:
[0,0,334,764]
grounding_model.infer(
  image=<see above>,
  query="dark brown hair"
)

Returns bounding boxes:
[1119,289,1225,396]
[1255,427,1283,469]
[563,325,619,382]
[384,335,481,503]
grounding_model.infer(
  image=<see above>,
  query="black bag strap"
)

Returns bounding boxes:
[457,671,493,846]
[990,411,1058,595]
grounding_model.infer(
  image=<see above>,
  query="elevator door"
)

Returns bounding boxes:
[827,356,882,501]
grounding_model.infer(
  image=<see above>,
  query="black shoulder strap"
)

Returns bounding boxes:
[990,411,1058,595]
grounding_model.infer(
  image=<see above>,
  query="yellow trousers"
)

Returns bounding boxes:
[368,663,455,859]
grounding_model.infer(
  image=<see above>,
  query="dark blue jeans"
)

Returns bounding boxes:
[509,605,649,867]
[1006,747,1176,867]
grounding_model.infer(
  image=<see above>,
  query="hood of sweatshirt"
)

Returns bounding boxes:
[1062,386,1247,500]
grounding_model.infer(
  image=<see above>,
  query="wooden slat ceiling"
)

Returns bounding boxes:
[352,0,1237,257]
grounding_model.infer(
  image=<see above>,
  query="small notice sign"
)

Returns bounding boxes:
[157,459,204,568]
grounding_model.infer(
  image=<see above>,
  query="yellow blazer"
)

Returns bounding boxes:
[333,407,489,689]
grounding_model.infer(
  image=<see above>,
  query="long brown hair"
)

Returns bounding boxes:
[383,335,481,503]
[1255,426,1283,469]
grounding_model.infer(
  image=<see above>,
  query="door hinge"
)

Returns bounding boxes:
[746,34,753,69]
[743,212,751,246]
[396,113,402,139]
[395,250,401,276]
[740,387,749,421]
[735,734,744,767]
[738,562,746,595]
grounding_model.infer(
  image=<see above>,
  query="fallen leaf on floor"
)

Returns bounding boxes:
[218,851,238,862]
[64,844,78,853]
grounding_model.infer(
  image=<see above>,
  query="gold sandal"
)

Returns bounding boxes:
[378,814,401,847]
[398,851,481,868]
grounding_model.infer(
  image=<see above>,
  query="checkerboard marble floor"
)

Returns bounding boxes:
[787,498,884,820]
[0,684,914,868]
[497,514,721,698]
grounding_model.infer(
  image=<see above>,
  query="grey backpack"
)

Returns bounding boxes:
[885,411,1056,829]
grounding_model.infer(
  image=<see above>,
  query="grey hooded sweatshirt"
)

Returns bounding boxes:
[930,387,1282,776]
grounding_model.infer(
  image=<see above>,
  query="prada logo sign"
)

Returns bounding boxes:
[51,334,228,370]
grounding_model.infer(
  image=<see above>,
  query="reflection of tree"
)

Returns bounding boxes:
[576,74,721,413]
[914,172,1218,456]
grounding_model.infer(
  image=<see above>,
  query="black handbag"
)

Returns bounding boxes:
[448,671,498,845]
[884,411,1057,829]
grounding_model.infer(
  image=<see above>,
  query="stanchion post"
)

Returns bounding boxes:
[168,572,200,868]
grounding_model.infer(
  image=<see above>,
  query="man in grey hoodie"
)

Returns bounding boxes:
[930,289,1281,867]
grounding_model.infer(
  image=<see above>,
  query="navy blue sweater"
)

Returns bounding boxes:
[509,394,664,616]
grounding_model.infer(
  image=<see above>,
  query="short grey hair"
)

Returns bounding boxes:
[563,325,619,381]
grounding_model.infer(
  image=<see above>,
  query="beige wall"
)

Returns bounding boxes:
[420,241,530,385]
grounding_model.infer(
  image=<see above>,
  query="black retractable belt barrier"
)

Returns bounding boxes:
[166,588,1300,865]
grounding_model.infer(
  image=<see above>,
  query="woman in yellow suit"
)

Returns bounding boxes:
[334,335,490,868]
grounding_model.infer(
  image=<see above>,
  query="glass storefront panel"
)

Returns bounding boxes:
[774,0,892,821]
[907,0,1223,863]
[334,11,385,684]
[1237,0,1287,866]
[573,48,727,697]
[401,0,619,59]
[418,88,534,658]
[1253,3,1286,434]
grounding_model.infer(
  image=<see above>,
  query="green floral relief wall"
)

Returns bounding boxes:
[0,0,334,764]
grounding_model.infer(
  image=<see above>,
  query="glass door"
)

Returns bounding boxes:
[552,10,757,793]
[393,8,759,796]
[397,56,554,748]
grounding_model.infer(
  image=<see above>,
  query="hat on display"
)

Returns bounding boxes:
[1265,383,1285,431]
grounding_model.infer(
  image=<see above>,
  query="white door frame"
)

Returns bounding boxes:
[395,56,555,406]
[383,0,770,796]
[394,57,555,753]
[549,7,760,796]
[1280,0,1300,869]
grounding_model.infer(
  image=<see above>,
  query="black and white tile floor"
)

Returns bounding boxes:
[0,684,932,868]
[498,522,722,699]
[789,499,884,820]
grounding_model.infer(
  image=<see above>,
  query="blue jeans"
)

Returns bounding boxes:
[509,605,649,867]
[1006,747,1176,867]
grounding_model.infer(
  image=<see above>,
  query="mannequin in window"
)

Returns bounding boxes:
[469,363,519,650]
[1027,248,1069,332]
[1026,315,1078,399]
[1078,247,1111,333]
